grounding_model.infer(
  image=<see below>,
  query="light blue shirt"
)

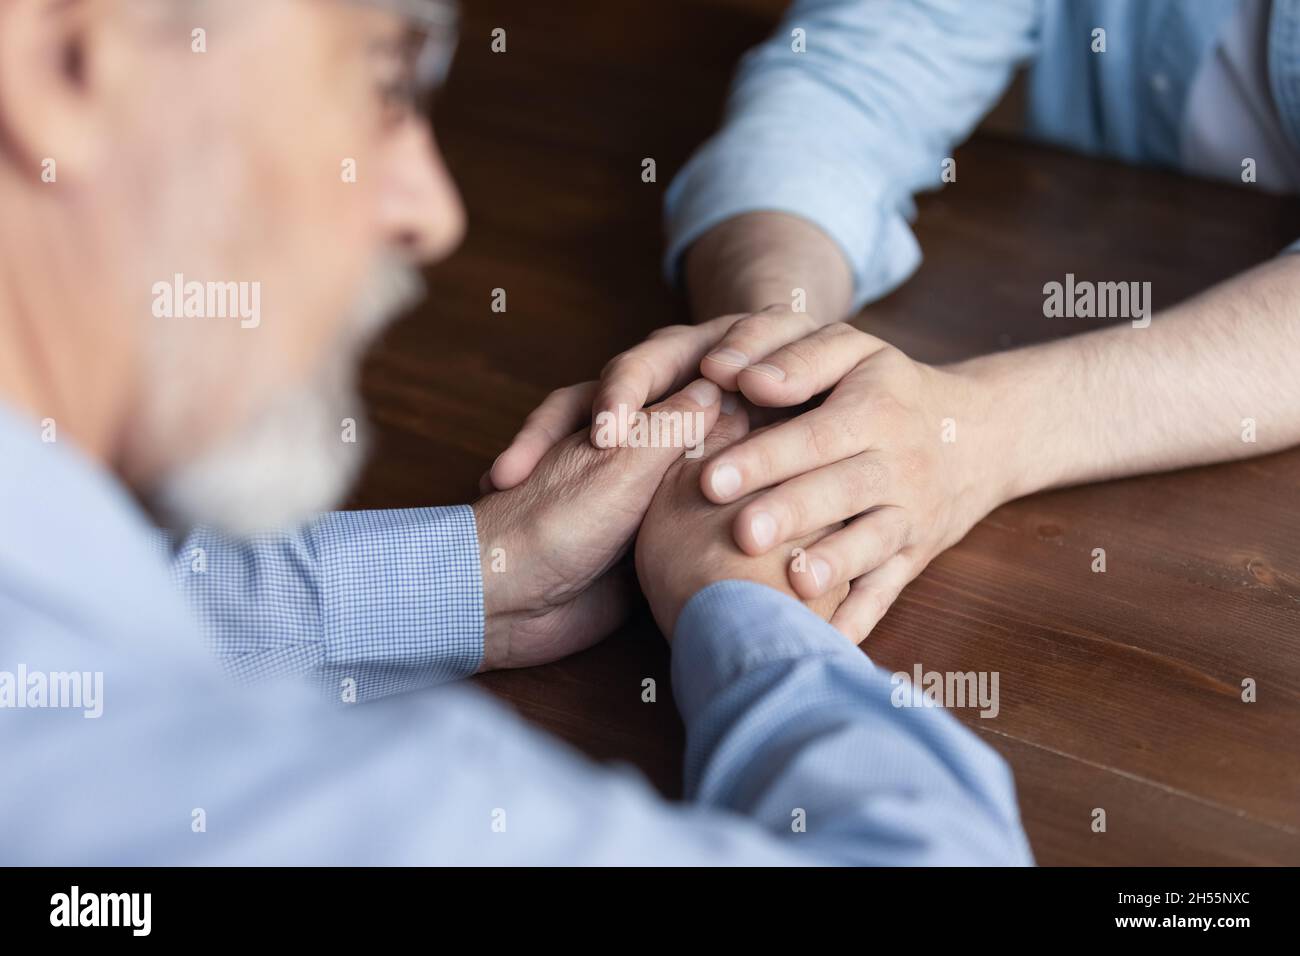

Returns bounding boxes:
[0,403,1031,864]
[665,0,1300,311]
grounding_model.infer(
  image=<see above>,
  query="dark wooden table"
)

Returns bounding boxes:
[350,0,1300,865]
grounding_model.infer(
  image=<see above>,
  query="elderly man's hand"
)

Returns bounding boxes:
[634,401,850,638]
[472,379,722,670]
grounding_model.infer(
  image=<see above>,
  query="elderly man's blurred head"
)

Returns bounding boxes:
[0,0,464,532]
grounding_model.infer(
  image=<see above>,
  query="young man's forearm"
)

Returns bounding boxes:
[684,211,856,321]
[684,213,1300,504]
[958,254,1300,501]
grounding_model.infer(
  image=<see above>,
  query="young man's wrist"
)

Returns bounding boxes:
[684,212,855,321]
[948,347,1072,506]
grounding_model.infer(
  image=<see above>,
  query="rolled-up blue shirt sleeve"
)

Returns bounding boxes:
[163,506,484,701]
[664,0,1042,313]
[672,580,1033,865]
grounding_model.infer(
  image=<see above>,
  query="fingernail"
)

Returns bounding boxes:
[705,348,749,368]
[683,379,720,406]
[710,463,742,499]
[746,363,786,382]
[809,557,831,593]
[720,392,738,414]
[749,511,776,549]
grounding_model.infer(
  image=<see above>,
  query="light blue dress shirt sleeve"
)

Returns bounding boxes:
[163,506,484,700]
[673,581,1032,864]
[664,0,1042,312]
[2,403,1030,864]
[3,577,1031,864]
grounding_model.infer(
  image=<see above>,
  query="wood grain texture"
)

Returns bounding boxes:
[348,0,1300,864]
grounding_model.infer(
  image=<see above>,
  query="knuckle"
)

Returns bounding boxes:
[871,514,908,556]
[872,339,902,362]
[802,415,845,461]
[823,321,861,342]
[772,490,808,535]
[777,337,823,378]
[707,311,749,331]
[875,345,920,383]
[647,324,687,341]
[524,406,557,433]
[853,327,887,350]
[844,457,889,504]
[743,440,778,485]
[793,310,822,334]
[896,445,933,481]
[729,314,767,341]
[625,351,656,378]
[844,533,882,573]
[606,351,655,386]
[862,388,907,422]
[731,308,818,350]
[601,351,631,377]
[549,384,580,404]
[883,552,914,586]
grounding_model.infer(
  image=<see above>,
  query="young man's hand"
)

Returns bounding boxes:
[696,321,1010,642]
[482,312,1011,645]
[487,211,852,491]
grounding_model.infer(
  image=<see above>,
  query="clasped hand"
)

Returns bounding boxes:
[478,304,1012,669]
[472,375,846,671]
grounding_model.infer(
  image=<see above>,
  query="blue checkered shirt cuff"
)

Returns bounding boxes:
[162,505,485,702]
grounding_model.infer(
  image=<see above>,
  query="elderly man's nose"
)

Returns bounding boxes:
[381,126,465,264]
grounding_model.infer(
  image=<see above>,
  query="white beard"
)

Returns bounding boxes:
[151,256,424,536]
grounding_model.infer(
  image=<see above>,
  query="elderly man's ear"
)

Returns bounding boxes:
[0,0,125,184]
